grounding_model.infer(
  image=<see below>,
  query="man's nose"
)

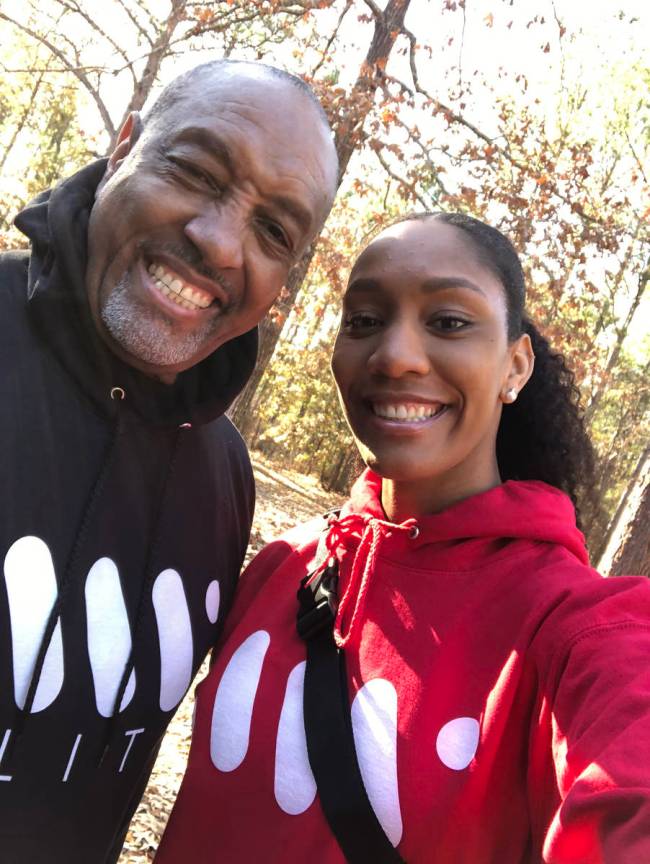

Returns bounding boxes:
[184,203,244,271]
[367,320,431,378]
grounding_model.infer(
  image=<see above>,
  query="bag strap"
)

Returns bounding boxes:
[297,556,406,864]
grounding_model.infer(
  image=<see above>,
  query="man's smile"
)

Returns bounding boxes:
[134,251,231,324]
[147,262,216,310]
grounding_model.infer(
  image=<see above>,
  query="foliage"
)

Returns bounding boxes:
[0,0,647,560]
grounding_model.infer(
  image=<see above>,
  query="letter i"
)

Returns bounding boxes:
[62,733,83,782]
[0,729,12,781]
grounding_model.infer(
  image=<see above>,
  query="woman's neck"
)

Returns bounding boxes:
[380,458,502,522]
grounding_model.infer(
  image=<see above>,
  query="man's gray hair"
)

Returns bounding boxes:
[144,59,332,133]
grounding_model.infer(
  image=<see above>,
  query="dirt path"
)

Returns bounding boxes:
[119,456,344,863]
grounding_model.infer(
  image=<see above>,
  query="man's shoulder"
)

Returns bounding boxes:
[201,414,250,457]
[193,414,254,483]
[0,247,30,290]
[0,249,31,334]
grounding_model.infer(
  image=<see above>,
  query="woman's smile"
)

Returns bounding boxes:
[332,216,534,517]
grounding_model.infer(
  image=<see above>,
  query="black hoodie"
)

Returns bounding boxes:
[0,161,257,863]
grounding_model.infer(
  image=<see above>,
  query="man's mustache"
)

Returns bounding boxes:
[139,240,232,293]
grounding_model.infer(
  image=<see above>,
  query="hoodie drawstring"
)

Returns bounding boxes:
[6,400,124,768]
[98,425,183,766]
[315,514,418,650]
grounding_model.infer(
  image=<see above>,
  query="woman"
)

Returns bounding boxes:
[156,213,650,863]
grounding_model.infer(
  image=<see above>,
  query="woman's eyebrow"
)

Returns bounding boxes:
[347,276,486,296]
[421,276,486,296]
[346,277,381,294]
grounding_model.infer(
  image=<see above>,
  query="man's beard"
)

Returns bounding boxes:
[100,272,219,369]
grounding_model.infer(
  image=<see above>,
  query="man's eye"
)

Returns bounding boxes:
[169,158,221,194]
[257,218,291,252]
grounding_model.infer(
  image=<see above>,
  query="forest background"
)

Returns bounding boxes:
[0,0,648,575]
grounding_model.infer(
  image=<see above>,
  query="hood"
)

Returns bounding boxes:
[14,160,257,427]
[344,469,589,565]
[323,470,589,649]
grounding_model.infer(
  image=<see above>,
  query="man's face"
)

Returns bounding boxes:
[86,70,336,379]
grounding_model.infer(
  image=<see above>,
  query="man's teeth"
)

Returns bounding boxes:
[147,263,213,310]
[372,403,443,421]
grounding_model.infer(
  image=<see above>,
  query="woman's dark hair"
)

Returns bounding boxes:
[387,211,598,528]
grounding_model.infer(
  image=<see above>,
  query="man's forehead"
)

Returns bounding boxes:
[142,66,337,229]
[171,68,308,121]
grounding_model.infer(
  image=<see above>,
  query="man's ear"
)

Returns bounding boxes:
[104,112,143,180]
[500,333,535,404]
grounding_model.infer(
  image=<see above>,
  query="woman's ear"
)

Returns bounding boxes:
[501,333,535,404]
[103,112,143,180]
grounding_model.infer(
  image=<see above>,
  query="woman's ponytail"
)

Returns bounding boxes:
[390,211,599,531]
[496,320,598,528]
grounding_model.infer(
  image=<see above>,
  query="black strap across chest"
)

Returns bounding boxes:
[297,559,406,864]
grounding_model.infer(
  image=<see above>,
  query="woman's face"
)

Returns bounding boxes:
[331,218,532,501]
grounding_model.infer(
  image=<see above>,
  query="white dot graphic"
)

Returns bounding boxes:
[85,557,136,717]
[211,630,270,772]
[274,661,316,815]
[205,580,220,624]
[436,717,480,770]
[351,679,403,847]
[152,569,194,712]
[4,536,64,713]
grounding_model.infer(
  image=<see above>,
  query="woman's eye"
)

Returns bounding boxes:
[432,315,470,332]
[344,312,381,331]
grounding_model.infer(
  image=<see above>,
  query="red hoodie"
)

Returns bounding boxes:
[156,472,650,863]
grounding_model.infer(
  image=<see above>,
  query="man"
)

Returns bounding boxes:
[0,59,338,863]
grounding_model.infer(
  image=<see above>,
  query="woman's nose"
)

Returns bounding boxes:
[367,321,431,378]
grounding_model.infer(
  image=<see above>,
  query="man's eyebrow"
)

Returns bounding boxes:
[268,194,313,235]
[171,127,235,174]
[167,127,314,235]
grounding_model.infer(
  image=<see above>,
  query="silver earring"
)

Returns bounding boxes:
[505,388,518,403]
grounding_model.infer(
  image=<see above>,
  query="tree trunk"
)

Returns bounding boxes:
[594,445,650,576]
[229,248,315,435]
[591,443,650,564]
[230,0,412,439]
[585,257,649,424]
[112,0,188,146]
[608,479,650,577]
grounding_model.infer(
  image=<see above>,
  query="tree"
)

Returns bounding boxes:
[229,0,413,437]
[599,446,650,578]
[0,1,329,147]
[1,0,647,531]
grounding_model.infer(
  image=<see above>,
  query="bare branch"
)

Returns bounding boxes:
[0,70,46,175]
[113,0,187,139]
[311,0,353,77]
[50,0,138,86]
[0,64,107,74]
[625,129,649,185]
[0,11,117,140]
[385,107,451,197]
[457,0,466,93]
[361,0,383,18]
[113,0,154,46]
[373,146,431,210]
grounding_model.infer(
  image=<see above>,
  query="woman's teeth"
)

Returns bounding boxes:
[372,403,444,422]
[147,262,213,310]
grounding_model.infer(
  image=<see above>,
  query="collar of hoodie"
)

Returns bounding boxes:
[316,513,419,649]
